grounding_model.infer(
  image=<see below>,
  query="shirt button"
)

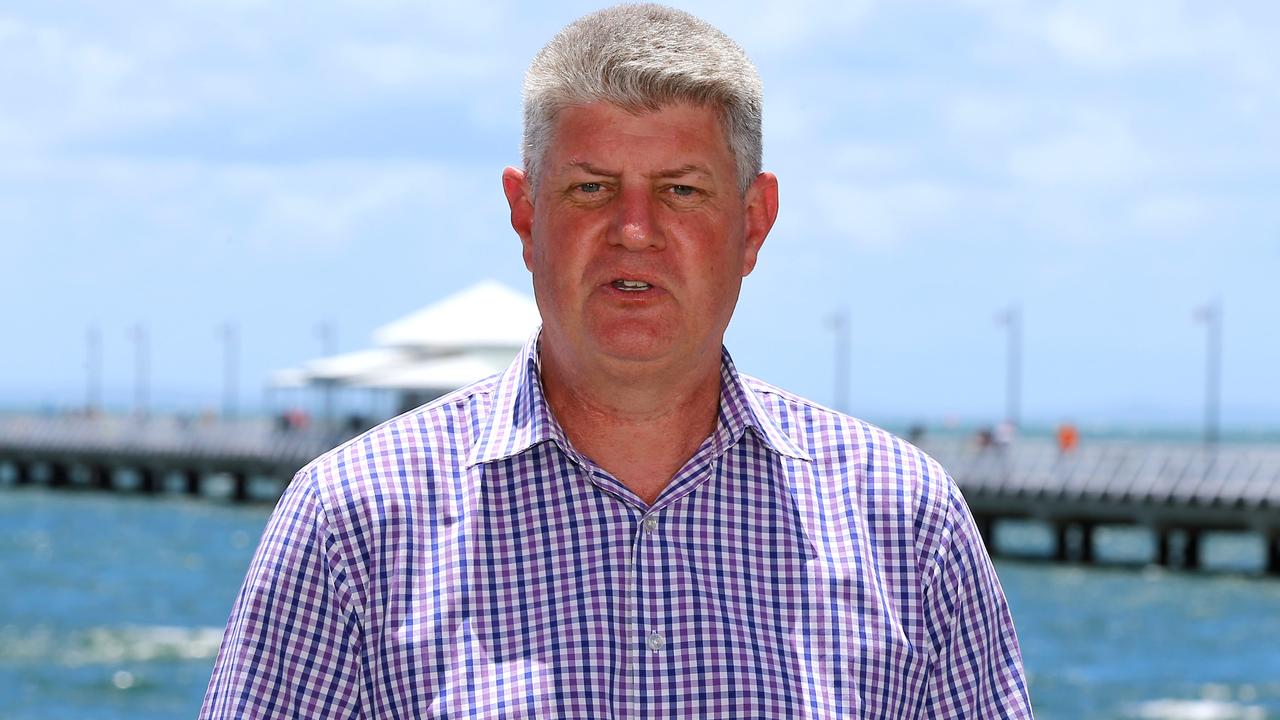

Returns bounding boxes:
[647,631,664,652]
[643,516,659,534]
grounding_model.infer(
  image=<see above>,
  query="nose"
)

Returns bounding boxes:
[608,187,666,252]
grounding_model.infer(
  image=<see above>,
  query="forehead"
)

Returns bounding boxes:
[544,101,734,175]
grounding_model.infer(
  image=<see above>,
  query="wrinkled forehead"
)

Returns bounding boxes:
[541,101,736,173]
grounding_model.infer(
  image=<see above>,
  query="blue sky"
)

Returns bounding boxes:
[4,0,1278,429]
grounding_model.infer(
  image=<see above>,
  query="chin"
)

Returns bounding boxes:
[591,324,680,364]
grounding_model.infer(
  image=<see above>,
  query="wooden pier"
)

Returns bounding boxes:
[2,415,1278,573]
[0,415,342,502]
[920,437,1280,574]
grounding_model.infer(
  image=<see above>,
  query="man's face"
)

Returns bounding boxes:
[503,101,777,374]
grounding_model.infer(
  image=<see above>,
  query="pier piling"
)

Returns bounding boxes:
[1079,523,1095,564]
[231,472,249,503]
[1156,529,1172,567]
[138,468,158,495]
[49,463,70,488]
[1183,530,1202,570]
[184,469,202,497]
[91,465,113,491]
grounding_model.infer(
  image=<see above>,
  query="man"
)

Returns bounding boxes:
[202,5,1033,718]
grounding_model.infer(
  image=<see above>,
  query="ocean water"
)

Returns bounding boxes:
[2,488,1279,719]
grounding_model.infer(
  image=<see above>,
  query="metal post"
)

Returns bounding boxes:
[828,309,850,413]
[317,321,336,427]
[220,322,239,420]
[1194,300,1222,448]
[86,325,102,414]
[997,304,1022,429]
[130,324,149,419]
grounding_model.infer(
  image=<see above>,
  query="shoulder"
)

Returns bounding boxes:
[295,374,502,512]
[742,374,949,487]
[741,374,958,559]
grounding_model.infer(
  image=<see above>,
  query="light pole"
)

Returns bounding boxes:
[996,304,1022,429]
[129,324,149,419]
[316,320,336,426]
[828,309,850,414]
[1195,299,1222,448]
[86,324,102,415]
[220,322,239,420]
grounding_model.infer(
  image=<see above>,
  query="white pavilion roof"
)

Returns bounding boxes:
[373,279,540,351]
[302,347,412,383]
[352,351,513,392]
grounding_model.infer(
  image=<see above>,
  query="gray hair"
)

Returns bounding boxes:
[521,4,763,193]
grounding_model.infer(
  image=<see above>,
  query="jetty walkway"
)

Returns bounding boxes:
[2,415,1278,573]
[0,415,339,502]
[919,436,1280,573]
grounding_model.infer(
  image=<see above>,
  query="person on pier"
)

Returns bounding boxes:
[200,5,1033,718]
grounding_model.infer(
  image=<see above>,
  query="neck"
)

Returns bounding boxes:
[539,340,723,505]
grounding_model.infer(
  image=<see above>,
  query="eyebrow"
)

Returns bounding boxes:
[565,161,618,176]
[653,164,713,180]
[563,161,713,179]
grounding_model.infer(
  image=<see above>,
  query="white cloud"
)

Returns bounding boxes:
[814,180,956,249]
[704,0,877,54]
[0,14,173,149]
[338,42,502,90]
[1007,116,1153,187]
[961,0,1279,93]
[827,141,915,176]
[1128,194,1209,236]
[943,94,1036,138]
[0,154,467,254]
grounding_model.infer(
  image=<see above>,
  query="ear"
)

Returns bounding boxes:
[740,171,779,277]
[502,166,535,271]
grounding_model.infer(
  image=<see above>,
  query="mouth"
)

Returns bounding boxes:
[610,279,653,292]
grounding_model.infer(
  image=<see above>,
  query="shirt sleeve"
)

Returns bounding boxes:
[199,472,365,719]
[922,481,1034,719]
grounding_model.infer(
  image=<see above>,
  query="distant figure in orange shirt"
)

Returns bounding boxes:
[1057,422,1080,454]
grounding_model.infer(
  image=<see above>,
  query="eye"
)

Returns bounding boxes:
[669,184,697,197]
[577,182,603,193]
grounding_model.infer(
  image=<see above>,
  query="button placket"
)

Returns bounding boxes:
[637,511,667,661]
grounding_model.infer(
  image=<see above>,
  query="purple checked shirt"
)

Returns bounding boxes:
[202,334,1033,718]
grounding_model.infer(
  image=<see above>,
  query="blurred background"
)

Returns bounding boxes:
[2,1,1278,718]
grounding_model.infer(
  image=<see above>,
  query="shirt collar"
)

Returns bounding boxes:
[466,329,812,467]
[715,348,812,462]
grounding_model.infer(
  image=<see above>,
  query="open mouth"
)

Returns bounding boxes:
[611,279,652,292]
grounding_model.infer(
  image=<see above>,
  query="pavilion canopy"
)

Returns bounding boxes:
[267,368,309,389]
[373,279,541,351]
[352,351,512,393]
[302,347,413,383]
[268,280,538,396]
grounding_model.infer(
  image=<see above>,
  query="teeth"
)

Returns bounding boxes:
[612,279,651,291]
